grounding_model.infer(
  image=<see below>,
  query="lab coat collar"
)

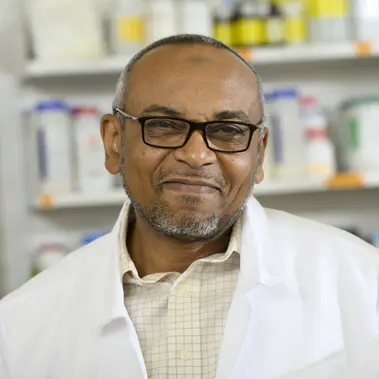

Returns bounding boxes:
[83,195,283,330]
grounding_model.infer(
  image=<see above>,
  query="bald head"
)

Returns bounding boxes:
[112,34,264,116]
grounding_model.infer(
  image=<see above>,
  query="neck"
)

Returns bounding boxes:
[127,212,233,278]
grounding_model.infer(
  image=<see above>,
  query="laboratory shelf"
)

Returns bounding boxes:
[32,174,379,210]
[24,42,378,79]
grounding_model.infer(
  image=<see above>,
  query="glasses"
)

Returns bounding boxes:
[115,108,262,153]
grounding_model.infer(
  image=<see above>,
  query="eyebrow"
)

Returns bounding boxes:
[141,104,182,117]
[213,110,250,122]
[140,104,256,123]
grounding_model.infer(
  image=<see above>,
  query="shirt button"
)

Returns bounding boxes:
[180,349,191,361]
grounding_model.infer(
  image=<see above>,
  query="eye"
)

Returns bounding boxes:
[145,119,187,130]
[208,123,248,136]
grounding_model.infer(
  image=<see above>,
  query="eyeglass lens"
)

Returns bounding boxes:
[143,118,252,152]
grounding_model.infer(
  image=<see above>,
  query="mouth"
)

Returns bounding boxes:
[160,179,220,194]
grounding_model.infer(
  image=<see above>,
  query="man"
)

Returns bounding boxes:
[1,34,378,379]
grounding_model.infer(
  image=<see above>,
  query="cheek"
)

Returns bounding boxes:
[122,132,167,196]
[220,150,257,206]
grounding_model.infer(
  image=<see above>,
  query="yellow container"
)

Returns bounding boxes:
[234,17,265,47]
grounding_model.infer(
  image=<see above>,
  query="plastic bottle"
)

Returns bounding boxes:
[147,0,178,42]
[271,88,306,179]
[266,0,285,46]
[31,243,68,277]
[301,96,336,179]
[73,106,113,194]
[352,0,379,42]
[340,97,379,174]
[308,0,351,43]
[110,0,146,55]
[234,0,266,47]
[33,100,73,196]
[263,92,277,179]
[81,231,109,246]
[213,3,235,45]
[282,0,306,45]
[179,0,212,35]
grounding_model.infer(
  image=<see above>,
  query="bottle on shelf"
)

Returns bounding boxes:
[30,243,68,277]
[266,0,285,46]
[307,0,351,44]
[147,0,178,42]
[301,96,336,180]
[282,0,307,45]
[179,0,213,36]
[32,100,73,196]
[234,0,266,48]
[110,0,146,55]
[213,0,235,45]
[72,106,113,194]
[271,88,307,179]
[352,0,379,42]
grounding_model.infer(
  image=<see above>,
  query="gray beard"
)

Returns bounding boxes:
[122,182,246,242]
[117,128,259,242]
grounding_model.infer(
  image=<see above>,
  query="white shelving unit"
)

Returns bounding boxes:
[25,42,379,78]
[14,41,379,294]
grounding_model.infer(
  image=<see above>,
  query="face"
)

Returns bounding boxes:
[102,44,267,242]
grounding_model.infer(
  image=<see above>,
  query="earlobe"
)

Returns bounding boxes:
[101,114,122,175]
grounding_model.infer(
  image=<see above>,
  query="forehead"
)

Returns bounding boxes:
[125,44,261,118]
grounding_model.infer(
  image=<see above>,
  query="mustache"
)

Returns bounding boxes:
[156,169,227,188]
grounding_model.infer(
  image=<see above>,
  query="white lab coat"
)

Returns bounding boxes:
[1,197,379,379]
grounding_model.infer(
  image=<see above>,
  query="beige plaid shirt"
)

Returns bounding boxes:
[119,205,242,379]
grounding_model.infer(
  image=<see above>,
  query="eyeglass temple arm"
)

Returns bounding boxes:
[115,108,138,121]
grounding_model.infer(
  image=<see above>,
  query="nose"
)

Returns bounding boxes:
[173,130,217,168]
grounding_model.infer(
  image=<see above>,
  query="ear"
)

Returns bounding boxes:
[100,114,121,174]
[254,127,269,185]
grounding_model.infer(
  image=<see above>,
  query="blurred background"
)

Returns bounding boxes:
[0,0,379,298]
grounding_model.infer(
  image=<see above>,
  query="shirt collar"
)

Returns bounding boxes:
[118,202,242,282]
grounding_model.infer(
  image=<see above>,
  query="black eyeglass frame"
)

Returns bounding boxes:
[115,107,263,153]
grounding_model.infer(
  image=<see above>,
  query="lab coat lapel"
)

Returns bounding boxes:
[52,200,147,379]
[217,197,305,379]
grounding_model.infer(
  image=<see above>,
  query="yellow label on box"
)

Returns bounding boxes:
[285,16,306,44]
[214,22,233,45]
[117,16,145,44]
[235,19,265,47]
[309,0,348,17]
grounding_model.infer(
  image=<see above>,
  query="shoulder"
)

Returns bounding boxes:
[0,233,113,322]
[264,207,379,271]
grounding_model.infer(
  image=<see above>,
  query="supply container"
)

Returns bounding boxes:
[33,100,73,196]
[301,96,336,179]
[282,0,307,45]
[339,97,379,174]
[73,106,113,194]
[30,243,68,277]
[234,0,266,47]
[271,88,306,179]
[147,0,178,42]
[266,0,285,46]
[81,231,109,246]
[308,0,351,43]
[26,0,105,60]
[352,0,379,42]
[179,0,212,35]
[110,0,146,55]
[263,92,277,179]
[213,4,234,45]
